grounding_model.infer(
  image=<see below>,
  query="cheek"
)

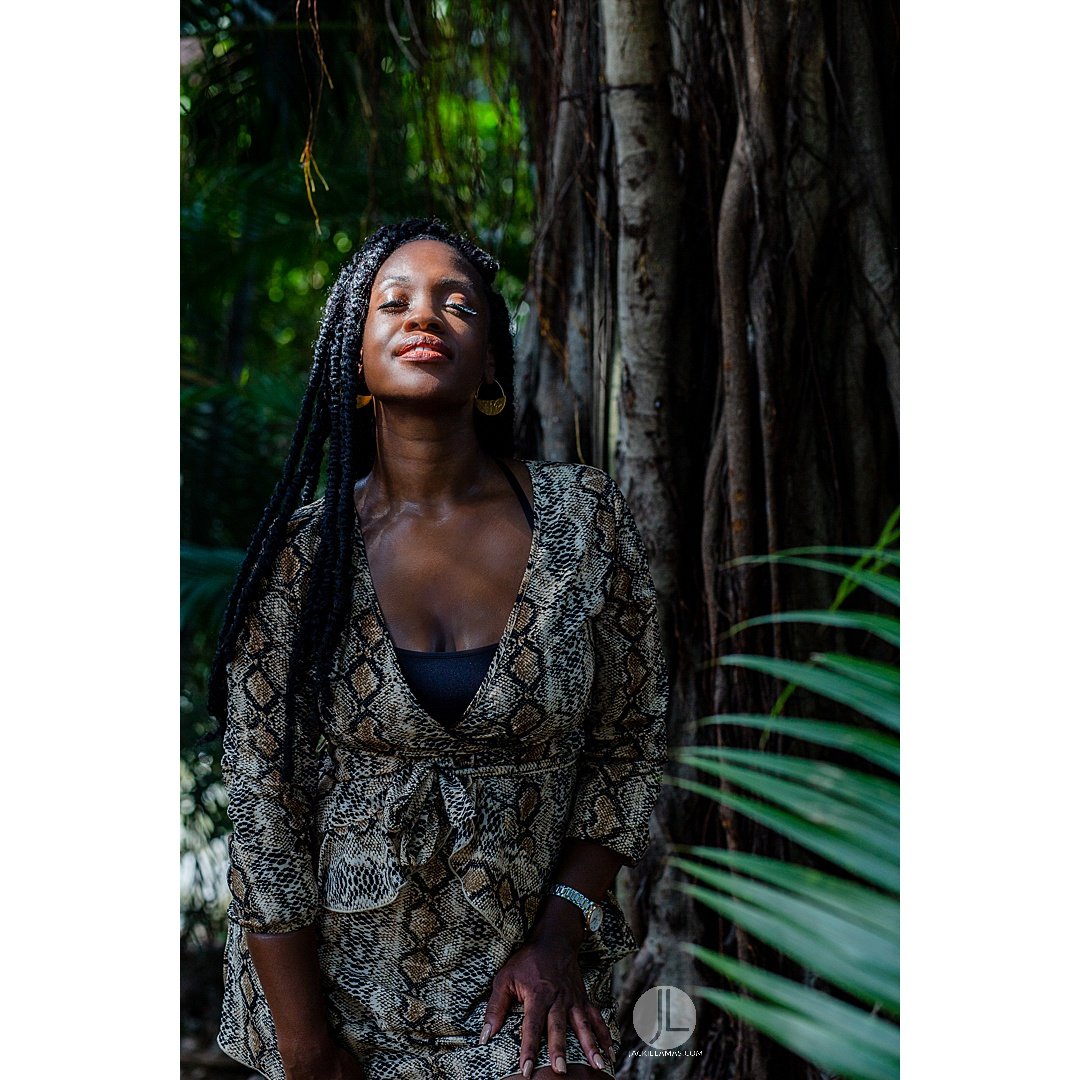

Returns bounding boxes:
[360,319,381,357]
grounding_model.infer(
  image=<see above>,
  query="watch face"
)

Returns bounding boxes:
[588,908,603,932]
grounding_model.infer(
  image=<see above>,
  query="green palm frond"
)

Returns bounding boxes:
[689,948,900,1080]
[677,849,898,937]
[729,557,899,606]
[679,748,898,823]
[676,514,900,1080]
[671,773,899,892]
[729,609,900,647]
[718,653,899,730]
[699,714,899,774]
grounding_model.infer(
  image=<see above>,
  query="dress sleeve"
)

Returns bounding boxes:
[565,475,670,867]
[221,539,323,935]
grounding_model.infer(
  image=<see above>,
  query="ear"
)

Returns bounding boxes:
[485,345,496,383]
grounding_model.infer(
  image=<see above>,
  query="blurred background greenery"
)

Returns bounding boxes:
[180,0,536,944]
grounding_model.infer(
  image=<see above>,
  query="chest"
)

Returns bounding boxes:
[322,473,610,747]
[363,508,532,652]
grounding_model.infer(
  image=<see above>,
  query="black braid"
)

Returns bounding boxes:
[207,218,518,779]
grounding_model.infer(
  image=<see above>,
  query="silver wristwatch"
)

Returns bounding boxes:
[550,884,604,932]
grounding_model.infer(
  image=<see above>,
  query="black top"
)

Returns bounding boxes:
[392,460,534,727]
[394,642,499,726]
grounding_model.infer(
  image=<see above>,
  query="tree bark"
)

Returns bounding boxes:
[600,0,679,595]
[599,5,704,1078]
[517,0,599,464]
[514,1,898,1076]
[840,1,900,430]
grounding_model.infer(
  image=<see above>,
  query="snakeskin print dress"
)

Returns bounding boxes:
[217,460,670,1080]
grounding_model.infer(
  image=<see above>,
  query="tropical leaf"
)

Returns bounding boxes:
[694,985,899,1080]
[725,555,899,606]
[677,747,899,823]
[699,714,899,773]
[729,609,900,647]
[674,755,897,855]
[673,862,898,1012]
[688,946,900,1064]
[670,776,900,891]
[812,653,900,693]
[678,524,900,1078]
[677,847,898,937]
[719,654,900,730]
[730,545,899,566]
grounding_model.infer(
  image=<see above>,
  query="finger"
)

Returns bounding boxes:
[546,1001,569,1075]
[481,978,517,1044]
[587,1002,615,1060]
[518,991,549,1078]
[569,1004,608,1073]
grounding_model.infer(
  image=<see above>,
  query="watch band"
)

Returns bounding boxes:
[550,884,604,933]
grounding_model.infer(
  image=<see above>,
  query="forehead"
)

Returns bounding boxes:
[372,239,484,292]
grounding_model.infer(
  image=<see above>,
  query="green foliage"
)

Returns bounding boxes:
[180,1,540,940]
[671,518,900,1080]
[181,543,245,635]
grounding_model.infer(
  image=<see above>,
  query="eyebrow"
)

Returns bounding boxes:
[377,275,478,292]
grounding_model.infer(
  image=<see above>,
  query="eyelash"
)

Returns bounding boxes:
[377,299,478,316]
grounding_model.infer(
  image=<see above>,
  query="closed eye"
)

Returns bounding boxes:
[375,298,477,315]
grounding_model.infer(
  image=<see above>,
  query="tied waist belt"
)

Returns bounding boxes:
[320,740,581,871]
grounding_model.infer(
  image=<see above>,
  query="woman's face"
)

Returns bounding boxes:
[360,239,495,411]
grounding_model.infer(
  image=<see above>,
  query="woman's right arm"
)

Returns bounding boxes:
[246,928,363,1079]
[222,550,363,1079]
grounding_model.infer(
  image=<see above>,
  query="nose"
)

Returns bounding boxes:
[403,293,445,331]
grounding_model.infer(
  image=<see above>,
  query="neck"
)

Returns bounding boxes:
[364,403,491,505]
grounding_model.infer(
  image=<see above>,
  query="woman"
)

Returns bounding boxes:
[208,218,669,1080]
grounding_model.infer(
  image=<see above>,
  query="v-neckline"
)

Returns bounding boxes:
[352,458,542,729]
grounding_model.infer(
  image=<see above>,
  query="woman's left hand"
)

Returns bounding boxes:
[480,933,614,1076]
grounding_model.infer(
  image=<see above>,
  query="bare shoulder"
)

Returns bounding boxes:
[497,457,535,504]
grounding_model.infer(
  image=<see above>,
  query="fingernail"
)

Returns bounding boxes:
[592,1051,607,1070]
[522,1060,534,1079]
[479,1021,492,1046]
[556,1056,567,1074]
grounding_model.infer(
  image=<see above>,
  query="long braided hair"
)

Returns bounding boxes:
[207,218,517,777]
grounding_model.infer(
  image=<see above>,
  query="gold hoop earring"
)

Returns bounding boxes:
[356,361,373,409]
[474,378,507,416]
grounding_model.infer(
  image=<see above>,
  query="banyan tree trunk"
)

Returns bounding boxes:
[600,4,705,1080]
[514,1,898,1078]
